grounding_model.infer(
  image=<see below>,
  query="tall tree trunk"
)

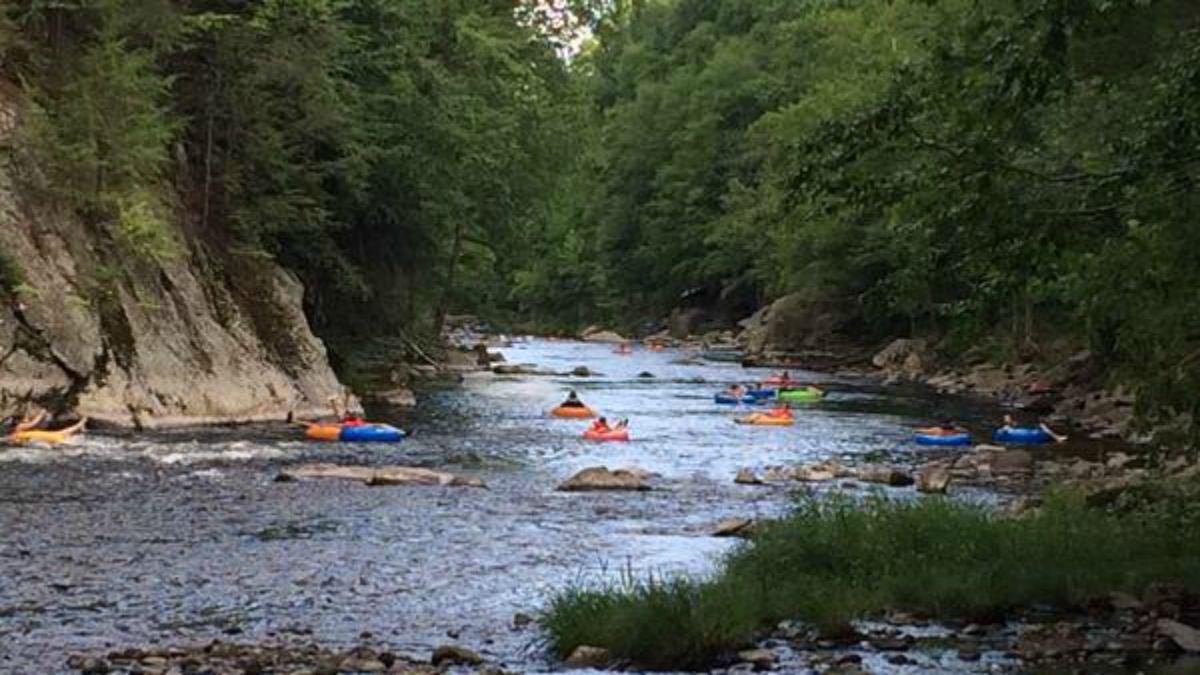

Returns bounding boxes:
[201,69,219,231]
[434,221,464,335]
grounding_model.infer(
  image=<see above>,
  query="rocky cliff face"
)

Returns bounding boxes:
[0,88,344,427]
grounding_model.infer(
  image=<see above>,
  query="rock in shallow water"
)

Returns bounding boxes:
[735,468,764,485]
[557,466,652,491]
[430,644,482,666]
[737,648,776,670]
[1158,619,1200,652]
[712,517,756,538]
[916,466,951,493]
[565,645,610,668]
[276,463,485,488]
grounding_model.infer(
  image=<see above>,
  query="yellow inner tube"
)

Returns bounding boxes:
[735,414,794,427]
[8,429,75,444]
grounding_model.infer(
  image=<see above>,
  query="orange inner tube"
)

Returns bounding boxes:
[304,424,342,441]
[551,405,596,418]
[582,428,629,441]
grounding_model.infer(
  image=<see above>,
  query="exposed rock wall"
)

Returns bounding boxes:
[0,87,344,427]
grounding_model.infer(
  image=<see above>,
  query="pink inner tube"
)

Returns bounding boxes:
[582,429,630,442]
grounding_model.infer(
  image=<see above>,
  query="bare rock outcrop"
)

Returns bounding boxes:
[0,88,345,427]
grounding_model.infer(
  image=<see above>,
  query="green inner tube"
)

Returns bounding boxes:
[776,387,823,402]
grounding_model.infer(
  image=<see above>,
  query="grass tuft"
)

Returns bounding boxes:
[541,491,1200,670]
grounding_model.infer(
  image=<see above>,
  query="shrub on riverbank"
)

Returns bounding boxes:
[541,493,1200,670]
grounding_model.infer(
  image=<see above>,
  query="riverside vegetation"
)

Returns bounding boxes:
[543,486,1200,670]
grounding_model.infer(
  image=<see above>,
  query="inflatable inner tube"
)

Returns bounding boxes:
[992,427,1050,444]
[305,424,342,441]
[304,423,405,442]
[7,429,76,444]
[776,387,823,402]
[714,393,758,405]
[339,424,405,443]
[581,428,630,442]
[746,388,776,400]
[551,405,596,418]
[734,414,794,427]
[914,432,971,446]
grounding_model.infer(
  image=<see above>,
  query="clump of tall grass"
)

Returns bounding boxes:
[541,493,1200,670]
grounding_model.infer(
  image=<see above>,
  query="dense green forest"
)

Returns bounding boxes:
[515,0,1200,433]
[2,0,1199,431]
[0,0,584,362]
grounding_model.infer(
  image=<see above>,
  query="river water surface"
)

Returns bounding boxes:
[2,340,1012,673]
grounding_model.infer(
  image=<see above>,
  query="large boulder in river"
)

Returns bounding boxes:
[277,464,484,488]
[668,307,708,339]
[579,327,627,343]
[558,466,652,491]
[872,338,929,379]
[739,293,852,355]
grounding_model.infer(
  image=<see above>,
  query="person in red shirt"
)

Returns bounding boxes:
[328,394,366,426]
[766,403,792,419]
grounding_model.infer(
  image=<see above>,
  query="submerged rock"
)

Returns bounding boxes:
[492,364,554,376]
[276,464,484,488]
[557,466,652,492]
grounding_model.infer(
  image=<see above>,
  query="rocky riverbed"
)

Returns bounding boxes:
[2,339,1186,674]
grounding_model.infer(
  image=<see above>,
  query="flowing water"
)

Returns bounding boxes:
[1,340,1030,673]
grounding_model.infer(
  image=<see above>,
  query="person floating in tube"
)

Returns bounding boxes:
[559,390,587,409]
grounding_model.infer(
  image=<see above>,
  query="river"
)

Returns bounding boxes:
[2,339,1017,673]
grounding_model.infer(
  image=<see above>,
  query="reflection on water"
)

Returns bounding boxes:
[1,340,1008,673]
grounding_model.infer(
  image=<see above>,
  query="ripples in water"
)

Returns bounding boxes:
[1,339,1016,673]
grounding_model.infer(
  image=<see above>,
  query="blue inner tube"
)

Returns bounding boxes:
[746,388,775,399]
[714,393,757,405]
[913,432,971,446]
[339,424,405,443]
[992,427,1050,444]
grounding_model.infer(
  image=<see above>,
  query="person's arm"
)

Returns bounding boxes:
[59,417,88,437]
[15,410,47,433]
[1039,423,1068,443]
